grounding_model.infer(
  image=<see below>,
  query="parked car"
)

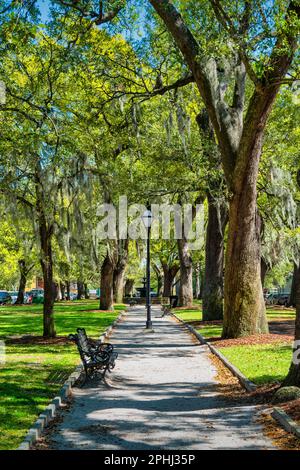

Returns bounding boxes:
[265,292,290,307]
[27,288,44,304]
[0,290,12,305]
[277,294,290,306]
[265,293,280,305]
[69,292,77,300]
[9,291,18,304]
[24,292,33,304]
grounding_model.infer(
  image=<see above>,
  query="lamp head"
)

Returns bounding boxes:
[142,208,153,228]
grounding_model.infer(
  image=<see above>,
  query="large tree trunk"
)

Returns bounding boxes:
[222,163,268,338]
[65,280,70,301]
[113,239,129,304]
[125,279,134,297]
[84,283,89,299]
[261,257,270,288]
[40,222,55,338]
[54,282,60,301]
[162,263,179,298]
[156,273,163,297]
[77,281,84,300]
[177,238,193,307]
[35,162,55,338]
[152,263,163,297]
[202,193,227,321]
[100,250,114,310]
[16,260,29,304]
[283,263,300,386]
[195,263,201,299]
[113,269,125,303]
[149,0,297,338]
[60,282,66,301]
[289,262,299,308]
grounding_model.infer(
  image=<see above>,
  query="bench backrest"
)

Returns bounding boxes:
[76,328,91,356]
[69,329,91,363]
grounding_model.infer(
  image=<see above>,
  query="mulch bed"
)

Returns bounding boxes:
[82,309,114,313]
[174,306,202,311]
[5,335,71,346]
[189,320,222,327]
[187,318,294,347]
[269,320,295,336]
[267,306,295,311]
[210,333,293,348]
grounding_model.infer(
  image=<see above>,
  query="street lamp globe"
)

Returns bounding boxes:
[142,209,153,228]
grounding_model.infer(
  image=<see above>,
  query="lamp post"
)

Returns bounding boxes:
[142,206,153,329]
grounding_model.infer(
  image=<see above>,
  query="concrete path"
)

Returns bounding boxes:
[50,306,274,450]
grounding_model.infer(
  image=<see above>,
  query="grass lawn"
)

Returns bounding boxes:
[0,300,124,450]
[174,303,295,386]
[219,343,292,385]
[266,307,296,320]
[173,309,202,322]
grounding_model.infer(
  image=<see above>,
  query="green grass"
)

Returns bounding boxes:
[220,343,292,385]
[0,300,123,450]
[175,304,294,386]
[197,325,223,338]
[173,308,202,323]
[266,307,296,320]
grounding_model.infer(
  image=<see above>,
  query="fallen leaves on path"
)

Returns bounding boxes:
[258,412,300,450]
[209,352,300,450]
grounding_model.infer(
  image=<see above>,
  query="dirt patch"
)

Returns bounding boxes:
[6,335,72,346]
[82,309,115,313]
[174,306,202,311]
[189,320,222,327]
[269,320,295,336]
[209,333,293,348]
[267,306,295,312]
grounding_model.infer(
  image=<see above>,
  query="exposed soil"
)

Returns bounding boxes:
[268,320,295,336]
[187,318,295,346]
[267,306,295,312]
[5,335,72,346]
[82,309,114,313]
[210,333,293,348]
[174,306,202,311]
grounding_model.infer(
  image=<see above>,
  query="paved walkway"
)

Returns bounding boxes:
[50,306,274,450]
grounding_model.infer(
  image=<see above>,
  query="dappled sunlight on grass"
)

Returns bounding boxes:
[197,325,223,338]
[175,303,294,387]
[0,300,123,449]
[220,343,292,385]
[173,308,202,323]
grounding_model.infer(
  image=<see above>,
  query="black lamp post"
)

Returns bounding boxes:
[142,206,153,329]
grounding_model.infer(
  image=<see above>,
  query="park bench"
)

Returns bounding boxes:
[68,327,118,383]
